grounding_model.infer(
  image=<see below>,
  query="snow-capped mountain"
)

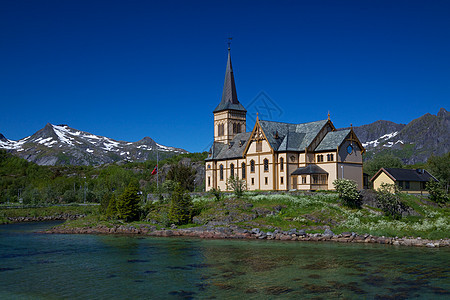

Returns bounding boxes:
[346,108,449,164]
[0,123,187,165]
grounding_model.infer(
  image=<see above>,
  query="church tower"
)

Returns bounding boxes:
[213,47,246,144]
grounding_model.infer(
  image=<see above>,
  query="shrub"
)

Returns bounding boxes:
[208,187,223,201]
[426,180,448,204]
[376,183,408,219]
[226,176,247,198]
[332,179,362,208]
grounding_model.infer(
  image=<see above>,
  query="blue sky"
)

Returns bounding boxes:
[1,0,449,152]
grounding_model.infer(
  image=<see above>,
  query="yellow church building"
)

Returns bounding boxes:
[205,48,365,192]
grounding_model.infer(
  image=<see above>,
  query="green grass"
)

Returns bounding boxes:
[0,204,99,224]
[44,192,450,240]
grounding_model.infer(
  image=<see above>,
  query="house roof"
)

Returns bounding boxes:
[371,168,438,182]
[315,129,351,151]
[292,164,328,175]
[258,119,329,152]
[206,132,252,161]
[213,49,246,113]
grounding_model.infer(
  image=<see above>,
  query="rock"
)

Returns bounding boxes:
[323,229,334,237]
[297,229,306,236]
[170,224,177,229]
[251,228,260,234]
[426,243,435,248]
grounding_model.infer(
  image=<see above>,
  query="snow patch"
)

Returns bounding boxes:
[86,148,94,153]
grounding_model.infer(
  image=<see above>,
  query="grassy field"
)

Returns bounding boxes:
[7,192,448,240]
[187,192,449,240]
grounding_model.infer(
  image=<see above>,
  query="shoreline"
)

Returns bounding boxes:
[44,224,450,248]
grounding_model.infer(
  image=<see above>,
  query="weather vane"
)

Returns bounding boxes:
[227,37,232,50]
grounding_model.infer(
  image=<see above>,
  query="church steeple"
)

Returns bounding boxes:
[213,46,247,144]
[213,48,246,113]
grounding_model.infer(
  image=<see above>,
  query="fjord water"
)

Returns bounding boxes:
[1,222,449,299]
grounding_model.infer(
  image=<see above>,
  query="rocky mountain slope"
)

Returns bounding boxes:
[0,123,187,165]
[348,108,449,164]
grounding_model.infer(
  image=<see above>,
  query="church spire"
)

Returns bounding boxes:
[213,46,246,113]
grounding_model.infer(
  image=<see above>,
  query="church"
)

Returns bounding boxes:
[205,48,365,192]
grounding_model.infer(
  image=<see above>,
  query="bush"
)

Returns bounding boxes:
[208,187,223,201]
[426,181,448,204]
[333,179,362,208]
[376,183,408,219]
[169,185,193,225]
[226,176,247,198]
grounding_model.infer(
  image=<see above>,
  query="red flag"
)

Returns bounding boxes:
[151,165,158,175]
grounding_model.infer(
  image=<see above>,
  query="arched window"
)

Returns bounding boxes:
[264,159,269,172]
[230,163,234,178]
[219,164,224,180]
[250,160,255,173]
[218,124,224,136]
[280,157,284,171]
[241,162,246,179]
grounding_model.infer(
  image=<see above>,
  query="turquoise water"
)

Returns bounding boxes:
[0,222,449,299]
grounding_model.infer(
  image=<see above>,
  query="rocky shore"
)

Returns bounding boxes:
[3,214,86,224]
[45,224,449,248]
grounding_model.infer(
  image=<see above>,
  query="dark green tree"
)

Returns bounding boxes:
[166,163,196,191]
[169,185,193,225]
[426,153,450,193]
[426,180,448,204]
[116,182,140,222]
[105,193,118,218]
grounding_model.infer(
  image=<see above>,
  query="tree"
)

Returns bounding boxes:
[426,180,448,204]
[169,185,193,225]
[105,193,118,218]
[333,179,362,208]
[427,153,450,193]
[376,183,408,219]
[116,182,141,222]
[364,154,403,178]
[166,163,196,191]
[226,176,247,198]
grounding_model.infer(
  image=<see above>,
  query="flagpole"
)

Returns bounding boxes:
[156,146,159,190]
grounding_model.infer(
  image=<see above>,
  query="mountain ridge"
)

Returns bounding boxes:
[345,108,449,164]
[0,124,187,166]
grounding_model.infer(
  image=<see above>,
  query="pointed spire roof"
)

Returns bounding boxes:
[213,48,246,113]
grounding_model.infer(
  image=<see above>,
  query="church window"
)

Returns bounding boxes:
[218,124,224,136]
[327,154,334,162]
[219,164,224,181]
[233,123,241,134]
[263,159,269,172]
[208,177,211,187]
[256,141,262,152]
[290,155,295,162]
[241,162,246,179]
[405,181,410,189]
[280,157,284,171]
[207,164,211,169]
[251,178,254,185]
[317,155,324,162]
[302,176,307,184]
[281,176,284,184]
[265,177,268,185]
[347,145,353,154]
[230,163,235,178]
[250,160,255,173]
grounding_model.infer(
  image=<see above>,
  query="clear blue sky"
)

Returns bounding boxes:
[1,0,449,152]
